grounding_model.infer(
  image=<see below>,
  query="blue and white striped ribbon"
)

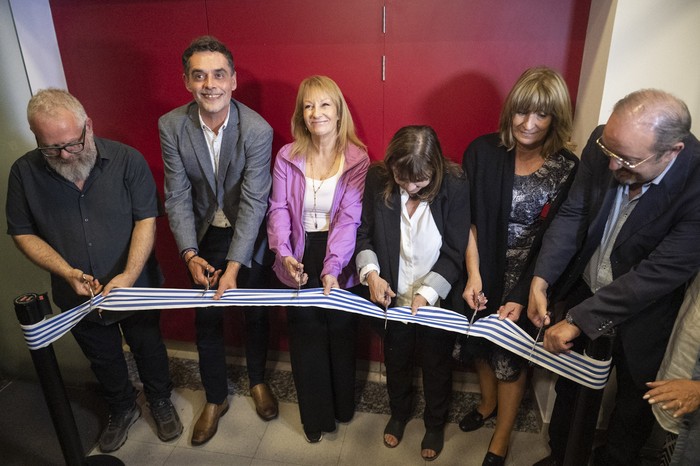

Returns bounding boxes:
[19,287,611,389]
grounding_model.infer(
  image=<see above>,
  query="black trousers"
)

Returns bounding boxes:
[196,226,270,403]
[384,319,454,429]
[287,231,358,433]
[548,279,656,465]
[71,310,172,413]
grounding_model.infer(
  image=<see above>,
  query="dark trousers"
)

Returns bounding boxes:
[548,279,656,465]
[71,310,172,413]
[196,226,270,404]
[384,319,454,429]
[287,231,358,433]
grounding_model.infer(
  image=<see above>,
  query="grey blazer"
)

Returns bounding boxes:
[159,99,272,267]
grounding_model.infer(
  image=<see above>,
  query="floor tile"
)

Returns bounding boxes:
[339,411,427,466]
[255,401,346,465]
[164,447,253,465]
[90,439,174,465]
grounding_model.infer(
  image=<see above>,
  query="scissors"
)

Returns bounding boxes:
[295,264,302,297]
[83,274,98,318]
[381,303,387,330]
[202,268,211,297]
[528,312,549,362]
[465,291,484,338]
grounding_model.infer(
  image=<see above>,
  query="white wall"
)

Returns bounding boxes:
[572,0,700,150]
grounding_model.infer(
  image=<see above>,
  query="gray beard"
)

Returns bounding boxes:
[47,146,97,183]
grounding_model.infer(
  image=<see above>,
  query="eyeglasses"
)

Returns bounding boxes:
[596,136,656,169]
[37,124,86,157]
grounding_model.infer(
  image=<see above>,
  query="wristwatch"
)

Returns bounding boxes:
[565,311,578,327]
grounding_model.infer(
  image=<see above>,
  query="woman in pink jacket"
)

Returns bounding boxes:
[267,75,369,443]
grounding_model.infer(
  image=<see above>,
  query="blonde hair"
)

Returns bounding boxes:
[290,75,365,158]
[499,67,574,156]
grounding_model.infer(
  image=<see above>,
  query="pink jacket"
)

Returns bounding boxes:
[267,142,369,289]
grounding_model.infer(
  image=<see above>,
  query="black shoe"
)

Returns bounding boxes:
[383,417,407,448]
[459,406,497,432]
[149,398,183,442]
[421,428,445,462]
[303,429,323,443]
[99,403,141,453]
[483,451,506,465]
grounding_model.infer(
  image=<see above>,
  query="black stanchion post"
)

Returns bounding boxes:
[14,293,124,466]
[563,329,616,466]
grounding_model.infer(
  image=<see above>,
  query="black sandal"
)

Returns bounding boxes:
[421,428,444,461]
[383,417,406,448]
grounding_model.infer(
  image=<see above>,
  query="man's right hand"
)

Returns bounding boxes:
[528,276,551,327]
[184,253,220,287]
[66,268,103,296]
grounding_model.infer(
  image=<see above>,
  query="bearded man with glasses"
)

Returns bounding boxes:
[6,88,182,453]
[527,89,700,466]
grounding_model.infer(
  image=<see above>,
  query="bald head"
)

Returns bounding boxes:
[612,89,691,155]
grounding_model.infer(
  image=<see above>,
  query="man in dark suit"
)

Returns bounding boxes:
[159,36,277,446]
[528,89,700,466]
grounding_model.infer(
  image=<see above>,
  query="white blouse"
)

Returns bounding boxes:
[303,157,344,232]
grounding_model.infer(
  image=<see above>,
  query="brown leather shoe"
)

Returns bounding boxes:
[250,383,278,421]
[191,399,229,446]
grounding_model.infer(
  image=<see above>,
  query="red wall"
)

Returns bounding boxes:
[49,0,591,360]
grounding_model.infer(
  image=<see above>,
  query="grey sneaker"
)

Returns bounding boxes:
[99,403,141,453]
[149,398,183,442]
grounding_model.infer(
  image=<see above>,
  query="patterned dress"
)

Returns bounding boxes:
[456,152,576,381]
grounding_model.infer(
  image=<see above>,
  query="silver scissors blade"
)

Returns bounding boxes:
[465,291,483,338]
[383,303,389,330]
[202,269,210,297]
[84,277,97,317]
[466,308,477,338]
[529,324,544,360]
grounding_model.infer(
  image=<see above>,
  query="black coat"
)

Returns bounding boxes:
[535,126,700,384]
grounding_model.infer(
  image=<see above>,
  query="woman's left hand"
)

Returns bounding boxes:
[321,274,339,296]
[411,294,428,316]
[498,302,524,321]
[644,379,700,417]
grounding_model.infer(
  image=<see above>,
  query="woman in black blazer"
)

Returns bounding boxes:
[356,125,469,461]
[454,67,578,466]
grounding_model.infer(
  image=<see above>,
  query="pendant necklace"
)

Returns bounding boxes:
[308,154,337,229]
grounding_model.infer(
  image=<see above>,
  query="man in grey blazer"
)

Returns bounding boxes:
[159,36,277,446]
[528,89,700,466]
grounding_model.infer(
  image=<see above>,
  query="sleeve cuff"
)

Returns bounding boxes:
[359,264,380,285]
[416,285,439,306]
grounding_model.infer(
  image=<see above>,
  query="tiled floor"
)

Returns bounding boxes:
[92,387,552,466]
[93,348,552,465]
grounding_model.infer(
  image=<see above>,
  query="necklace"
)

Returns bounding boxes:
[308,154,338,229]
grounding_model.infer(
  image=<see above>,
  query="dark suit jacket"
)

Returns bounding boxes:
[159,99,272,266]
[355,164,470,307]
[534,125,700,384]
